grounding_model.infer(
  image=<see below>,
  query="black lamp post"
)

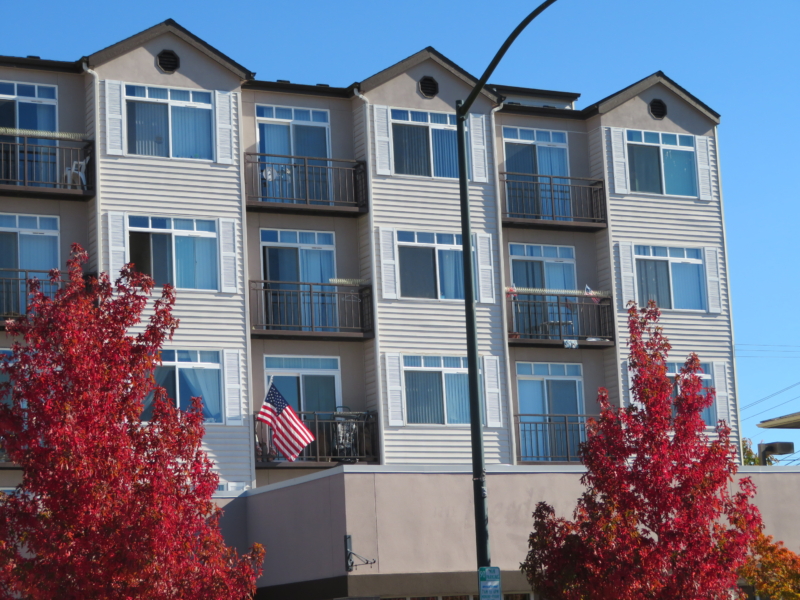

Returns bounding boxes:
[758,441,794,466]
[454,0,559,570]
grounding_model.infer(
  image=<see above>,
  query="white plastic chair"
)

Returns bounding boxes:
[63,155,90,189]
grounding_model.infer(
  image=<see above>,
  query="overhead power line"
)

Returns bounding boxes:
[742,394,800,421]
[740,381,800,411]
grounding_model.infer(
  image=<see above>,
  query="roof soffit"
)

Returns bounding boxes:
[84,19,254,80]
[358,47,499,103]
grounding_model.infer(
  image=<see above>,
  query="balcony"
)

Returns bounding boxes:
[245,153,367,216]
[507,289,615,348]
[0,269,64,322]
[254,411,378,466]
[501,173,606,231]
[249,280,374,341]
[0,130,94,200]
[515,414,589,463]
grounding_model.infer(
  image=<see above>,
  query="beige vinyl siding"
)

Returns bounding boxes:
[369,105,511,464]
[98,85,251,485]
[364,338,378,412]
[84,76,99,273]
[352,98,367,162]
[602,126,737,442]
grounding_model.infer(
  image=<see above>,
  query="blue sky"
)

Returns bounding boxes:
[3,0,799,458]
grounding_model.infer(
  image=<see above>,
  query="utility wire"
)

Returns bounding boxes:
[742,394,800,421]
[740,380,800,411]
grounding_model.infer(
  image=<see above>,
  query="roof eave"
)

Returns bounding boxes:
[242,80,356,98]
[0,55,83,74]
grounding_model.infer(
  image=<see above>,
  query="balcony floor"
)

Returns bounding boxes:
[502,216,607,232]
[246,200,367,217]
[0,183,94,201]
[508,337,614,349]
[251,329,373,342]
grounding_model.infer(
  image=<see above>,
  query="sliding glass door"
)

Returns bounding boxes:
[504,142,570,219]
[517,375,583,461]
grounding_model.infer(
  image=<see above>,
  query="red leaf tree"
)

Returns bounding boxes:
[0,245,264,600]
[521,302,762,600]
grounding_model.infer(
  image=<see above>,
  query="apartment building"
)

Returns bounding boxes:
[0,20,786,600]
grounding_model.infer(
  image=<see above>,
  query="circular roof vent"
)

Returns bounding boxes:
[649,98,667,119]
[157,50,180,74]
[419,76,439,98]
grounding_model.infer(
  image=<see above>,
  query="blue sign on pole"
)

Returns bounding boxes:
[479,566,502,600]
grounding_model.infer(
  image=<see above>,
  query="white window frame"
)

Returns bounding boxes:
[401,354,472,427]
[126,214,220,292]
[634,245,706,312]
[508,243,575,289]
[0,80,59,130]
[388,108,468,180]
[263,355,342,413]
[666,361,716,428]
[255,104,331,159]
[515,362,585,414]
[625,129,698,198]
[0,212,61,269]
[396,230,471,302]
[501,126,569,174]
[123,83,215,161]
[154,349,224,425]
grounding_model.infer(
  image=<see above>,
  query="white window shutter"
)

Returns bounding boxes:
[379,227,398,299]
[224,349,242,425]
[483,355,503,428]
[385,353,404,426]
[105,80,124,156]
[476,233,495,304]
[107,211,127,279]
[609,127,629,195]
[712,361,730,426]
[696,136,713,201]
[373,105,392,175]
[469,113,488,183]
[704,247,722,314]
[215,91,234,165]
[219,218,238,293]
[617,241,636,310]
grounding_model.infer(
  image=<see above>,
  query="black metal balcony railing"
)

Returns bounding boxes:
[515,414,589,462]
[508,294,614,342]
[0,269,63,319]
[249,281,373,335]
[245,153,366,209]
[255,411,378,464]
[501,173,605,224]
[0,133,93,195]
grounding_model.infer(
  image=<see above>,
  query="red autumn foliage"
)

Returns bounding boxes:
[521,302,762,600]
[0,245,264,600]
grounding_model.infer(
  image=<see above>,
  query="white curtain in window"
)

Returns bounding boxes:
[18,103,57,185]
[537,146,570,219]
[432,128,458,178]
[405,370,444,424]
[171,106,213,160]
[179,368,222,422]
[438,249,465,300]
[127,101,169,157]
[300,249,336,330]
[175,236,218,290]
[445,372,469,424]
[671,262,706,310]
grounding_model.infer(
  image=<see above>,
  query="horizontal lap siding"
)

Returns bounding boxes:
[98,88,251,484]
[603,127,737,441]
[370,106,510,464]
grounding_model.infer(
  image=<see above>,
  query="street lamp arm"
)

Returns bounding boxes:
[458,0,560,115]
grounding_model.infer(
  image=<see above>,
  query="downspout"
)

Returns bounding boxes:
[353,86,386,465]
[82,61,102,275]
[489,101,517,465]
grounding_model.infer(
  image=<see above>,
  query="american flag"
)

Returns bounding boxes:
[257,383,315,462]
[585,284,601,305]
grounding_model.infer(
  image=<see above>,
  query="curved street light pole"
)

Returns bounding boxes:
[455,0,559,570]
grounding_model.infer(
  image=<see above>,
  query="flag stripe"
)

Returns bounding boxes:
[257,383,316,462]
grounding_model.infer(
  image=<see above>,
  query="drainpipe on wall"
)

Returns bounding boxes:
[353,86,386,466]
[82,61,102,275]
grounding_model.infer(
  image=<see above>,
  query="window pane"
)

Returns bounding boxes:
[671,262,706,310]
[635,245,650,256]
[663,149,698,196]
[644,132,660,144]
[303,375,336,413]
[18,216,37,229]
[503,127,519,139]
[392,124,431,176]
[129,232,153,280]
[432,128,458,178]
[417,232,435,244]
[628,145,662,194]
[566,364,581,376]
[174,218,194,231]
[129,215,148,228]
[550,364,566,376]
[261,230,278,242]
[516,363,532,375]
[317,233,333,245]
[548,379,579,413]
[552,132,567,144]
[661,133,677,146]
[626,130,642,142]
[536,130,551,142]
[636,259,671,309]
[509,244,525,256]
[405,370,444,424]
[256,106,273,119]
[179,367,222,422]
[423,356,442,368]
[526,246,542,257]
[437,233,455,245]
[151,233,173,286]
[170,89,190,101]
[0,82,14,95]
[147,87,168,100]
[39,217,57,231]
[533,364,549,376]
[279,230,297,244]
[443,357,461,369]
[446,372,470,424]
[271,375,300,411]
[430,113,448,124]
[397,230,415,242]
[37,86,56,100]
[126,85,146,97]
[438,249,465,299]
[151,217,170,229]
[142,366,176,421]
[199,351,219,363]
[520,129,535,141]
[19,234,57,272]
[294,109,310,121]
[399,246,436,298]
[391,109,409,121]
[652,246,668,257]
[311,111,328,123]
[196,220,215,232]
[558,247,574,259]
[192,91,211,104]
[299,231,315,244]
[410,111,428,123]
[669,247,685,258]
[172,106,213,160]
[275,107,292,120]
[127,101,169,157]
[404,355,422,367]
[686,248,701,260]
[679,135,694,147]
[176,236,218,290]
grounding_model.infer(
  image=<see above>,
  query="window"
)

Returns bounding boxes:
[128,215,218,290]
[626,129,697,196]
[390,109,462,178]
[397,230,475,300]
[0,349,11,407]
[125,85,213,159]
[403,355,471,425]
[516,362,584,461]
[0,213,59,315]
[635,245,706,310]
[143,350,223,423]
[667,362,716,426]
[264,356,341,414]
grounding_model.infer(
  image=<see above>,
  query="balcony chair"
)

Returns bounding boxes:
[63,155,90,190]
